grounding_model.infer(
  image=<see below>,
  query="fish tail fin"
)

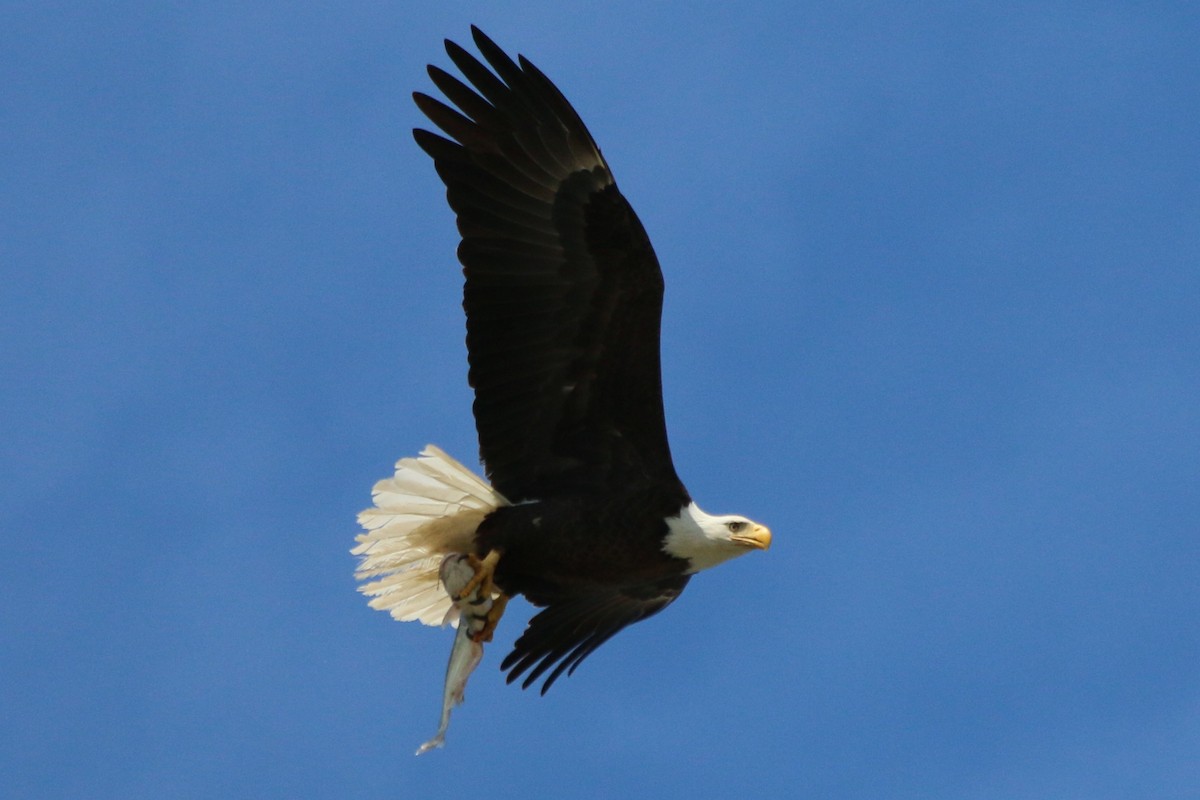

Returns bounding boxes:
[352,445,506,627]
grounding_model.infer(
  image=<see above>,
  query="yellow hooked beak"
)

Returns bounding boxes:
[731,523,772,551]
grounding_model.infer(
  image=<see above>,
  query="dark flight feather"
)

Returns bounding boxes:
[500,575,691,694]
[415,26,683,504]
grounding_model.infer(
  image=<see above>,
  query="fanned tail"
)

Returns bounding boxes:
[353,445,506,627]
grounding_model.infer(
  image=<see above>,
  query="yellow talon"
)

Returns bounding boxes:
[456,548,502,601]
[472,594,508,643]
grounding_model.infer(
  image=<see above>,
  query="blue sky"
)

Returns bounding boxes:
[4,2,1198,797]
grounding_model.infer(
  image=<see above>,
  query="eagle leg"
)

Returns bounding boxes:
[457,549,507,643]
[455,549,501,600]
[470,593,508,643]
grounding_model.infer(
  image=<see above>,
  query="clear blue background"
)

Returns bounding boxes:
[4,2,1198,797]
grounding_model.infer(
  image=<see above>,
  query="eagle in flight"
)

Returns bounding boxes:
[354,27,771,703]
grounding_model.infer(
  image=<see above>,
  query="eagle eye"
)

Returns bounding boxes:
[726,521,746,533]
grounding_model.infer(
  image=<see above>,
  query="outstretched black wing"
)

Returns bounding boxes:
[414,26,685,504]
[500,574,691,694]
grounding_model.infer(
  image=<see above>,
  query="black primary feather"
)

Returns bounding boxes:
[414,26,684,505]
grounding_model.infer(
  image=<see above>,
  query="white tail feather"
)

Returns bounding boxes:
[352,445,506,627]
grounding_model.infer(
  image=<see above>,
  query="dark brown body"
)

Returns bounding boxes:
[476,492,689,604]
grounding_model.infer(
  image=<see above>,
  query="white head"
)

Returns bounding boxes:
[662,502,772,574]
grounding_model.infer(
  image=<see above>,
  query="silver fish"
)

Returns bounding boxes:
[415,554,494,755]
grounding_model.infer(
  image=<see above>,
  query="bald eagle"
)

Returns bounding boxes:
[354,26,770,696]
